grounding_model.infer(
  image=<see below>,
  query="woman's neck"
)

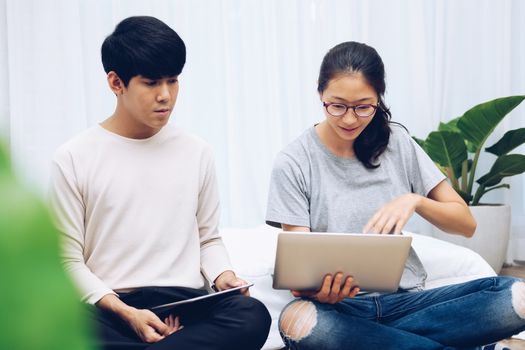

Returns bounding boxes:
[315,122,355,158]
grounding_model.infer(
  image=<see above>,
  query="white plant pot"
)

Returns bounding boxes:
[432,205,511,273]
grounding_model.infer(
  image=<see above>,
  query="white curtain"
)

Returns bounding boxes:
[1,0,524,260]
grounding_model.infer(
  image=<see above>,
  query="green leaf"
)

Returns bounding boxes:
[476,154,525,187]
[485,128,525,156]
[438,117,461,133]
[483,183,510,195]
[0,141,10,176]
[439,118,478,153]
[457,95,525,150]
[425,131,468,178]
[0,143,94,350]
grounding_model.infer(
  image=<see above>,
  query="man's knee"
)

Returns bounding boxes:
[228,295,271,346]
[241,296,271,329]
[279,300,318,341]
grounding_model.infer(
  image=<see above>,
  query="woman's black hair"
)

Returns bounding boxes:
[101,16,186,86]
[318,41,391,169]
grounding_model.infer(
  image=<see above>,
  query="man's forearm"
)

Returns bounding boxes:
[96,294,135,320]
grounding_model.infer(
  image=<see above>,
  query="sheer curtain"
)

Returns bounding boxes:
[1,0,523,260]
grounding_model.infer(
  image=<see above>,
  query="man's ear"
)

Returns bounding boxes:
[107,71,124,96]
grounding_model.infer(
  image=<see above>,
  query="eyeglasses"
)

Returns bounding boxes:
[323,102,380,118]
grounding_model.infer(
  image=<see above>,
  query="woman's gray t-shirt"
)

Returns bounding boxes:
[265,124,445,291]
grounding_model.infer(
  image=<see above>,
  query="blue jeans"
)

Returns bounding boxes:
[279,277,525,350]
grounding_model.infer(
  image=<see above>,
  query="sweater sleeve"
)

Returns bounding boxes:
[49,150,116,304]
[197,147,233,284]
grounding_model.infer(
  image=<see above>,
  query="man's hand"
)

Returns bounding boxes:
[124,307,171,343]
[292,273,360,304]
[214,270,250,296]
[96,294,182,343]
[164,314,183,335]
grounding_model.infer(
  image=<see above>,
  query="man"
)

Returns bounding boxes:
[50,16,270,350]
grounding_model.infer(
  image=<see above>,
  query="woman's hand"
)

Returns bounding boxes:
[292,273,360,304]
[363,193,422,234]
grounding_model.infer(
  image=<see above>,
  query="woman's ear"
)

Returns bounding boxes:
[107,71,124,96]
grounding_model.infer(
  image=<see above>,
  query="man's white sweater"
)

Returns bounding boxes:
[50,124,232,304]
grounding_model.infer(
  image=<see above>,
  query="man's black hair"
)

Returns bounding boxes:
[101,16,186,86]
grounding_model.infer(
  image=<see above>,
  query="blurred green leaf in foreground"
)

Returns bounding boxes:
[0,142,94,350]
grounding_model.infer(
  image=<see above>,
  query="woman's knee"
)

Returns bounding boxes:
[279,300,319,342]
[511,280,525,319]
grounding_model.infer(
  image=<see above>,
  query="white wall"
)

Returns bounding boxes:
[1,1,524,260]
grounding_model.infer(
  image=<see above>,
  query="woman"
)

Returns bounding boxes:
[266,41,525,350]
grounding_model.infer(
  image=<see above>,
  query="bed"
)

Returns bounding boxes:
[219,225,498,349]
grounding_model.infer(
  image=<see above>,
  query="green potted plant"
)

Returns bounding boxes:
[414,95,525,272]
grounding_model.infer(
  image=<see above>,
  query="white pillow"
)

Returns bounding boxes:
[219,227,496,349]
[407,232,496,289]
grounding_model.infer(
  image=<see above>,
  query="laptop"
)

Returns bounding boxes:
[272,232,412,293]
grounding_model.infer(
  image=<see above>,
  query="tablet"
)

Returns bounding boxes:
[151,283,253,313]
[272,232,412,292]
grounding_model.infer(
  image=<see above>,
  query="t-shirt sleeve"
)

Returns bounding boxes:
[406,134,446,196]
[265,152,311,228]
[197,146,233,284]
[49,149,116,304]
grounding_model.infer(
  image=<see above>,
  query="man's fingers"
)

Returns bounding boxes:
[142,327,165,343]
[165,315,174,326]
[164,315,183,335]
[165,315,176,331]
[233,277,251,295]
[150,316,169,337]
[236,278,248,286]
[229,279,243,288]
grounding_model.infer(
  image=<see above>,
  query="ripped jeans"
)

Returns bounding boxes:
[279,277,525,350]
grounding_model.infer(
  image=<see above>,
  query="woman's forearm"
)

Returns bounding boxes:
[415,196,476,237]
